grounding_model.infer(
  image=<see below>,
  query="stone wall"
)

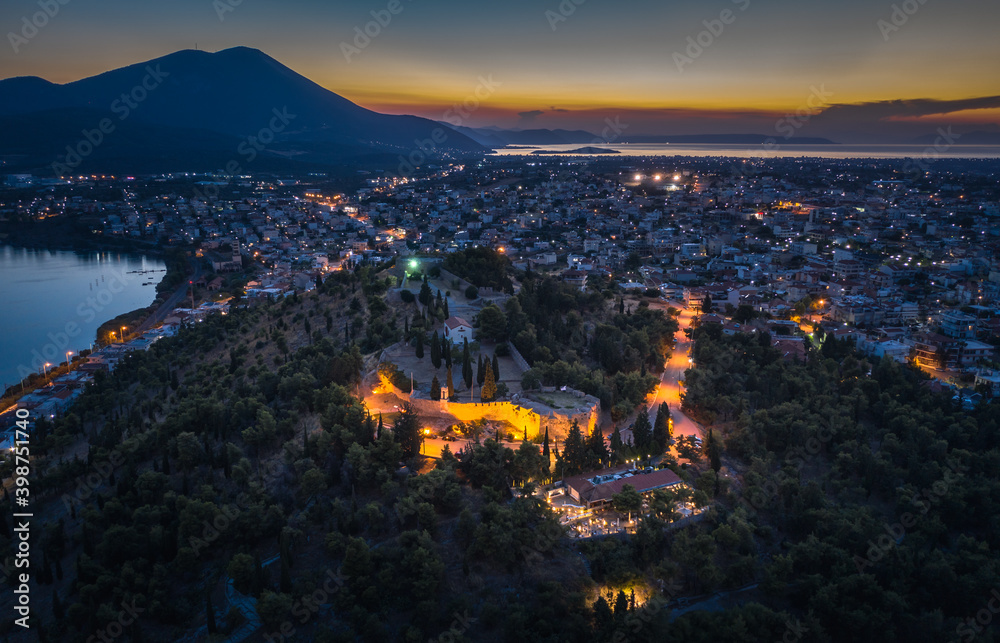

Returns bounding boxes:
[508,341,530,373]
[379,379,598,442]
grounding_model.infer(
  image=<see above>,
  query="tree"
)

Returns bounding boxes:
[205,587,217,633]
[446,365,455,400]
[176,431,202,471]
[632,408,653,455]
[612,483,643,519]
[228,553,255,595]
[444,339,453,367]
[477,354,486,386]
[733,304,757,324]
[419,281,432,306]
[492,353,500,382]
[542,426,551,464]
[415,332,424,359]
[703,294,714,313]
[653,402,672,454]
[394,402,423,458]
[562,420,588,475]
[465,285,479,300]
[481,365,497,402]
[587,427,608,469]
[477,304,507,342]
[462,340,473,388]
[707,428,721,474]
[430,331,441,368]
[609,425,625,463]
[400,289,415,304]
[430,375,441,401]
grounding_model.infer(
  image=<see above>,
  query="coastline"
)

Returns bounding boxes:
[0,234,192,406]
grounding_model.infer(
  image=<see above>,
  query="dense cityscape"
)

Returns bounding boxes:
[3,0,1000,639]
[1,153,999,640]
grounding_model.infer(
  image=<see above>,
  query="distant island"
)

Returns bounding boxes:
[529,146,621,155]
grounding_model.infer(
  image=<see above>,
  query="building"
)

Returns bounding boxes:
[443,316,474,344]
[563,466,683,509]
[940,311,977,340]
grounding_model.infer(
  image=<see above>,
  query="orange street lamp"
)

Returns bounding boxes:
[121,326,127,342]
[66,351,73,366]
[43,362,51,376]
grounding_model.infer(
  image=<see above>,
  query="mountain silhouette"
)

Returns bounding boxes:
[0,47,483,174]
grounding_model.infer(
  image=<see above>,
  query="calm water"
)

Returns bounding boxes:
[0,246,165,388]
[491,143,1000,159]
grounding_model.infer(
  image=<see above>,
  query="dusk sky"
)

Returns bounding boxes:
[2,0,999,137]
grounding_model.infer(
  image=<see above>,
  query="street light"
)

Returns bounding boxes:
[121,326,127,343]
[43,362,51,377]
[66,351,73,366]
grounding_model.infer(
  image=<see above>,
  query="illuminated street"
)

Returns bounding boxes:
[646,302,702,442]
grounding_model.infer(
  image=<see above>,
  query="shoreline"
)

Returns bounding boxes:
[0,236,192,406]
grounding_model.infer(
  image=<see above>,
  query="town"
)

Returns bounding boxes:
[1,153,999,641]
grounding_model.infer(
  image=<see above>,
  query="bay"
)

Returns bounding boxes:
[0,245,165,388]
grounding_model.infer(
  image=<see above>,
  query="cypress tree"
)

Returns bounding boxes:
[431,331,441,368]
[632,408,652,456]
[446,366,455,400]
[653,402,672,454]
[492,353,500,381]
[206,588,217,634]
[482,366,497,402]
[477,354,485,386]
[462,340,473,388]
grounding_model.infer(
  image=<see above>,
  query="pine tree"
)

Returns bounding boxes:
[430,375,441,401]
[430,331,441,368]
[444,297,450,318]
[393,402,423,458]
[587,427,608,469]
[619,297,625,315]
[477,354,486,386]
[377,413,384,439]
[446,366,455,400]
[542,426,551,463]
[562,420,587,475]
[444,339,452,367]
[415,332,424,359]
[482,366,497,402]
[492,353,500,381]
